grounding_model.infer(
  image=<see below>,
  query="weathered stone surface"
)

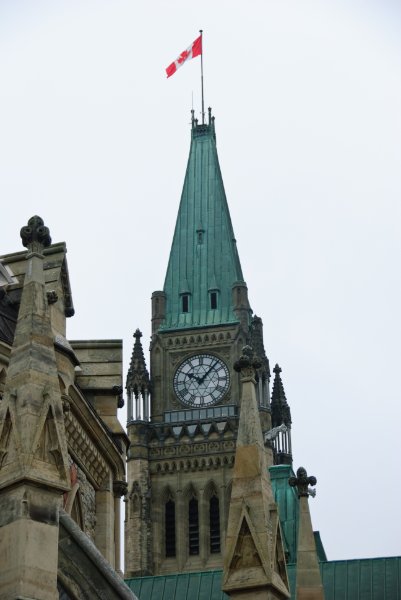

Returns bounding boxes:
[0,223,128,599]
[295,495,325,599]
[58,510,137,600]
[0,485,61,600]
[0,220,72,599]
[223,352,289,600]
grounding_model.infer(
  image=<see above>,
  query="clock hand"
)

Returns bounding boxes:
[198,361,218,384]
[187,372,203,384]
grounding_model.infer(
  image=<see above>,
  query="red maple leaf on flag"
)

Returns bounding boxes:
[177,51,189,65]
[165,35,202,78]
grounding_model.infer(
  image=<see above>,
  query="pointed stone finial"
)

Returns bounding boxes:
[126,328,150,422]
[20,215,51,253]
[289,467,317,498]
[271,364,291,426]
[223,346,290,599]
[250,316,270,369]
[273,363,282,375]
[126,328,150,394]
[270,364,292,464]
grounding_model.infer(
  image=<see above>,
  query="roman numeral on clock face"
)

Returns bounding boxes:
[173,354,230,407]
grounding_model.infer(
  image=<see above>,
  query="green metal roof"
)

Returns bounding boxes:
[161,115,245,331]
[125,557,401,600]
[269,464,327,564]
[125,571,226,600]
[127,468,400,600]
[320,557,401,600]
[314,531,328,563]
[269,464,299,564]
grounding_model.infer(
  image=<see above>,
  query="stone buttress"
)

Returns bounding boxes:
[0,216,70,600]
[222,346,290,600]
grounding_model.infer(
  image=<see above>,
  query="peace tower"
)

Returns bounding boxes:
[124,111,292,578]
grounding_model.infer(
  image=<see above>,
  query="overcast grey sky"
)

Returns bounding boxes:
[1,0,400,562]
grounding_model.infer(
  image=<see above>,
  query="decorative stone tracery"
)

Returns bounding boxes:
[64,410,109,488]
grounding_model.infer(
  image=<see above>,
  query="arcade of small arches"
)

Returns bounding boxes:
[151,455,235,475]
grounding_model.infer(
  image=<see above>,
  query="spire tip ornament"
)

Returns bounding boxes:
[289,466,317,498]
[234,345,261,376]
[20,215,51,253]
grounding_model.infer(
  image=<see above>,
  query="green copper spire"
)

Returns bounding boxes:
[161,110,248,331]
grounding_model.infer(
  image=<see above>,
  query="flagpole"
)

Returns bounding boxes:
[200,29,205,124]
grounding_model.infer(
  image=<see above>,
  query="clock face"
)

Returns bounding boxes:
[173,354,230,407]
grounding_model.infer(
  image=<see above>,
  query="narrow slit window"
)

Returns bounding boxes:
[188,497,199,555]
[209,495,220,553]
[165,499,176,557]
[182,294,189,313]
[210,291,218,310]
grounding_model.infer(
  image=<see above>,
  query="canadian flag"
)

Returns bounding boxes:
[166,35,202,78]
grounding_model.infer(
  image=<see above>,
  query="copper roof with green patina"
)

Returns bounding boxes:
[125,557,401,600]
[161,113,245,331]
[269,464,299,564]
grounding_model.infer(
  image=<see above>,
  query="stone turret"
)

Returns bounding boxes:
[151,291,166,335]
[271,364,292,465]
[125,329,152,577]
[0,216,70,600]
[126,329,151,422]
[250,315,271,408]
[222,346,290,599]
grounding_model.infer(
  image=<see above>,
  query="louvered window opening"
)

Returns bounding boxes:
[188,498,199,555]
[209,495,220,553]
[210,291,218,310]
[165,500,176,557]
[182,294,189,313]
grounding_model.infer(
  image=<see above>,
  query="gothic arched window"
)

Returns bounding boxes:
[188,497,199,555]
[165,499,176,557]
[209,494,220,553]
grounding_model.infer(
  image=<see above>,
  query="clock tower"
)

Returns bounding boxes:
[125,111,273,578]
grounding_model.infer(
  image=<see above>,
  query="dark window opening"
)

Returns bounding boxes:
[165,500,176,557]
[182,294,189,313]
[188,497,199,555]
[210,291,218,310]
[209,495,220,553]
